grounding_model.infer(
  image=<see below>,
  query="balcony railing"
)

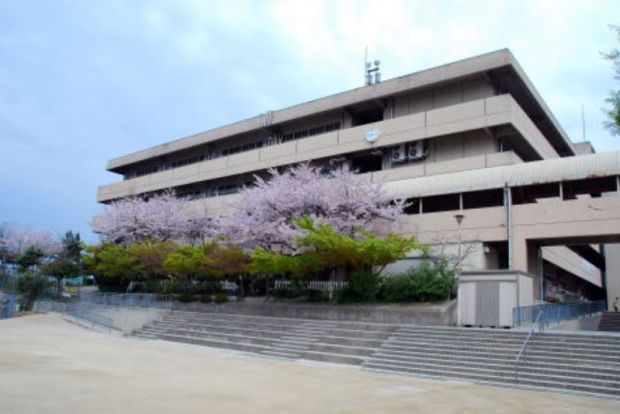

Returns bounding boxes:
[512,300,605,329]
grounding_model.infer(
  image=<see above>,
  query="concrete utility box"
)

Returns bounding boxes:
[458,270,534,327]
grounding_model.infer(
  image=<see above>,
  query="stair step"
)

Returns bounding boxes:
[261,350,299,359]
[362,363,620,396]
[133,311,620,397]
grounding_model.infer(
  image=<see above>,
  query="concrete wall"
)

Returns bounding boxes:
[392,76,495,118]
[96,307,168,334]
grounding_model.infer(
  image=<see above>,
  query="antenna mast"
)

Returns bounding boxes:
[364,51,381,86]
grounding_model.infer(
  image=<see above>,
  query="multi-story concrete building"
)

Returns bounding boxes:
[98,49,620,324]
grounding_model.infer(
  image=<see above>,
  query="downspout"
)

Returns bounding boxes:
[539,247,544,302]
[504,183,513,269]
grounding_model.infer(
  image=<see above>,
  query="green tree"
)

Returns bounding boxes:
[164,243,251,281]
[83,243,143,291]
[295,217,425,277]
[604,25,620,135]
[42,231,83,294]
[15,247,44,272]
[128,240,176,280]
[249,217,425,279]
[61,231,82,262]
[205,245,251,277]
[163,245,207,282]
[250,248,324,277]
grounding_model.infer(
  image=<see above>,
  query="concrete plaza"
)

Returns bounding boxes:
[0,313,618,414]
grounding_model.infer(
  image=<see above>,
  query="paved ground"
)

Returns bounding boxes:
[1,314,619,414]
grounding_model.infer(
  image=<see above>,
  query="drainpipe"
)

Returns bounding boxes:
[539,247,544,302]
[504,183,513,269]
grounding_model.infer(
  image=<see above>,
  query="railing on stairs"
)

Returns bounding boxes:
[37,293,173,333]
[513,300,605,329]
[514,309,544,384]
[37,300,116,333]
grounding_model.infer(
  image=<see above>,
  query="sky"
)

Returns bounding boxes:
[0,0,619,243]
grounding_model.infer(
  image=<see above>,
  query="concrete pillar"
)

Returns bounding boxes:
[512,237,528,273]
[527,241,543,301]
[512,237,542,301]
[605,243,620,311]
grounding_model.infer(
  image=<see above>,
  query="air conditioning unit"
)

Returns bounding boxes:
[391,145,407,163]
[408,140,428,160]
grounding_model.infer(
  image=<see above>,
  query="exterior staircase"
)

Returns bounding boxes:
[599,312,620,332]
[134,310,620,397]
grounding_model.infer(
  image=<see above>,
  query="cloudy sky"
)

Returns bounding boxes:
[0,0,619,242]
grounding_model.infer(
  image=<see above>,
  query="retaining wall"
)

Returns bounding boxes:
[171,299,457,325]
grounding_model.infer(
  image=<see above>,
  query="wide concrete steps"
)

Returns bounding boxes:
[134,311,620,397]
[599,312,620,332]
[363,326,620,396]
[136,311,395,365]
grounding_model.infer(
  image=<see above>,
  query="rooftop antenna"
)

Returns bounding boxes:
[581,104,586,141]
[364,48,381,86]
[364,46,368,85]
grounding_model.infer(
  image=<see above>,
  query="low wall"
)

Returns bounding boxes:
[171,299,457,325]
[96,307,169,334]
[548,313,603,331]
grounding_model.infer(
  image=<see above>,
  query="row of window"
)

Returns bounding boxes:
[281,122,341,143]
[170,154,207,169]
[220,140,265,156]
[403,177,619,215]
[124,122,343,180]
[178,180,255,199]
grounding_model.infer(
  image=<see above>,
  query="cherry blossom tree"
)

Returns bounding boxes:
[91,192,213,245]
[0,223,61,260]
[216,164,405,253]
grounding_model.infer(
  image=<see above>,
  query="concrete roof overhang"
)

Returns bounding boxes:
[385,151,620,199]
[107,49,575,173]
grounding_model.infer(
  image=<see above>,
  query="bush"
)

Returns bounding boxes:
[16,272,52,310]
[177,292,197,303]
[214,293,229,304]
[382,264,455,303]
[349,270,381,302]
[307,290,331,303]
[199,294,212,303]
[381,275,414,303]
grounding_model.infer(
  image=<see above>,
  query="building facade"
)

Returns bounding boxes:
[98,49,620,317]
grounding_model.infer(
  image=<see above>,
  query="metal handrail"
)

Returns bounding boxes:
[513,300,605,328]
[514,309,544,384]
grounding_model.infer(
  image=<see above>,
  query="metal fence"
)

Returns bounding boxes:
[0,294,16,319]
[513,300,606,328]
[37,300,115,331]
[37,293,173,332]
[80,292,173,309]
[274,280,349,292]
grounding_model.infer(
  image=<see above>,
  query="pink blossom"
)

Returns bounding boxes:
[0,223,61,256]
[216,164,404,253]
[91,192,213,245]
